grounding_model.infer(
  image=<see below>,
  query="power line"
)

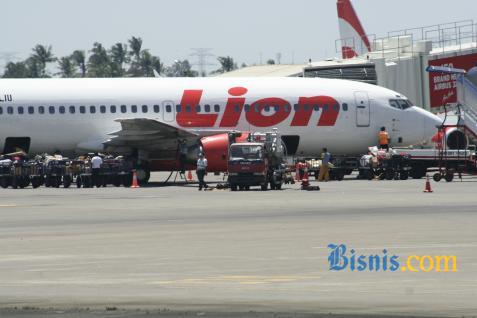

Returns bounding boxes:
[190,48,215,76]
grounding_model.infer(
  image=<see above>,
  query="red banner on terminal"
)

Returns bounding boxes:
[428,52,477,108]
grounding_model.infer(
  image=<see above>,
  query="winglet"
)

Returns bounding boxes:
[337,0,371,59]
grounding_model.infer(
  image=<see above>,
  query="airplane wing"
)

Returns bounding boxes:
[104,118,199,155]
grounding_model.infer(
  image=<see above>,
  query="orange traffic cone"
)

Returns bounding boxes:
[187,170,193,182]
[131,170,140,188]
[423,174,433,193]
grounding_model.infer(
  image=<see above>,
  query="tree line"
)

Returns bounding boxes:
[2,36,241,78]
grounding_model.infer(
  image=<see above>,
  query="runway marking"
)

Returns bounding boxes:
[0,204,17,207]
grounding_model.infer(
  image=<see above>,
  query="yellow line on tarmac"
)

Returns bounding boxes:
[0,204,17,207]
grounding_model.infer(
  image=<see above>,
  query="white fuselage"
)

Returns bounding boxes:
[0,77,441,158]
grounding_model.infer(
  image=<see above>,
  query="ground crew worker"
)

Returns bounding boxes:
[91,153,103,186]
[196,153,208,190]
[379,126,390,150]
[178,139,188,176]
[318,147,331,182]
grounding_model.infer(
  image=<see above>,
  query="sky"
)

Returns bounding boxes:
[0,0,475,73]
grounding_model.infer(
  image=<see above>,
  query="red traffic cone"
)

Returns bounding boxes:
[187,170,193,182]
[423,174,433,193]
[131,170,140,188]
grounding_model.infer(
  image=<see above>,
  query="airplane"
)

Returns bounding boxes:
[337,0,372,59]
[0,76,442,183]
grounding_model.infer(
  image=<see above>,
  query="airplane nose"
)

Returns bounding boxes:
[413,107,442,145]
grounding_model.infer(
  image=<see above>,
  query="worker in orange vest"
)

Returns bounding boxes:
[378,126,390,150]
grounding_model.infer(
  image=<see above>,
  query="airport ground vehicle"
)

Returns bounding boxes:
[98,158,133,187]
[306,157,358,181]
[227,130,286,191]
[44,158,72,188]
[392,147,477,182]
[358,148,412,180]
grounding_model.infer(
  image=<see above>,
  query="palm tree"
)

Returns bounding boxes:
[128,36,142,62]
[31,44,56,77]
[2,61,29,78]
[57,57,76,78]
[87,42,111,77]
[110,43,129,77]
[127,36,143,76]
[71,50,87,77]
[216,56,237,73]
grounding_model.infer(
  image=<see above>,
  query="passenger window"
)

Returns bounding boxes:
[153,105,160,113]
[0,107,3,114]
[323,104,329,112]
[39,106,45,114]
[28,106,34,114]
[214,104,220,112]
[121,105,127,113]
[313,105,320,111]
[166,105,171,113]
[284,104,290,113]
[234,105,240,112]
[70,106,76,114]
[90,106,96,114]
[186,105,191,113]
[274,105,279,112]
[7,107,13,114]
[204,104,210,112]
[303,105,309,111]
[18,106,24,114]
[342,103,348,111]
[333,104,340,111]
[142,105,148,113]
[100,105,106,113]
[254,104,260,112]
[176,105,181,113]
[49,106,55,114]
[110,105,117,113]
[196,105,201,112]
[131,105,137,113]
[59,106,65,114]
[264,105,270,112]
[80,106,86,114]
[294,104,300,111]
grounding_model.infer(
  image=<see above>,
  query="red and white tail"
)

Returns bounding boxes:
[337,0,371,59]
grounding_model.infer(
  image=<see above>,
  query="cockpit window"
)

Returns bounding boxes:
[389,99,412,110]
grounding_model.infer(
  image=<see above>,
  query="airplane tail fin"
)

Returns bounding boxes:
[337,0,371,59]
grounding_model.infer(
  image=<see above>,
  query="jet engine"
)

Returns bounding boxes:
[200,132,250,172]
[445,127,468,150]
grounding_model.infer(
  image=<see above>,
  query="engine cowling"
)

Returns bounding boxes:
[200,132,250,172]
[432,127,468,150]
[445,127,468,149]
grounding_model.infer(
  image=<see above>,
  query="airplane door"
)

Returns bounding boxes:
[354,91,370,127]
[162,100,175,122]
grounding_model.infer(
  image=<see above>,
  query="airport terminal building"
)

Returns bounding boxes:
[221,20,477,113]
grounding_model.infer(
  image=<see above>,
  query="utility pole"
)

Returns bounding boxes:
[190,48,215,77]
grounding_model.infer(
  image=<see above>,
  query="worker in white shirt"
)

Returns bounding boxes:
[196,152,208,190]
[91,153,103,187]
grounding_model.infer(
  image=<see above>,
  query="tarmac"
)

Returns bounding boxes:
[0,172,476,318]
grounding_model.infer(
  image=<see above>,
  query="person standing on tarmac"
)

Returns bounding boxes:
[318,147,331,182]
[196,152,208,190]
[178,139,188,177]
[91,153,103,186]
[379,126,390,150]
